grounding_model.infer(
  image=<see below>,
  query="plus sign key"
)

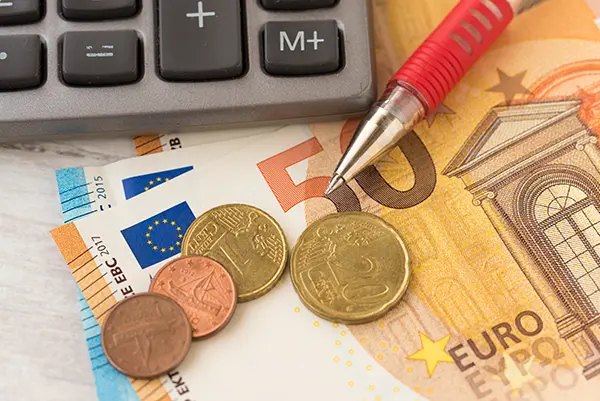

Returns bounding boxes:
[264,21,340,76]
[158,0,243,81]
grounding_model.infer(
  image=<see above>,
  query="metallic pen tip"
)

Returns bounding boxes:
[324,175,346,196]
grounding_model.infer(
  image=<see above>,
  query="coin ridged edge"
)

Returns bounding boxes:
[101,292,193,379]
[181,203,289,303]
[290,212,411,325]
[149,255,239,339]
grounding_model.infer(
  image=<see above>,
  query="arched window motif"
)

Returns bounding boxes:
[535,185,588,222]
[535,184,600,313]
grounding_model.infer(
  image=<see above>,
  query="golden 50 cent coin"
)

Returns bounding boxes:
[182,204,288,302]
[290,212,410,324]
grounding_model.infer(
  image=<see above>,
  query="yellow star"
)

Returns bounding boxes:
[153,246,158,250]
[148,226,153,231]
[146,233,151,237]
[157,177,162,181]
[161,248,166,253]
[147,240,152,245]
[407,332,454,377]
[154,221,160,225]
[176,241,181,246]
[144,187,149,191]
[149,180,154,185]
[171,221,176,226]
[169,246,174,251]
[163,219,168,224]
[165,178,170,181]
[178,234,183,239]
[176,227,181,231]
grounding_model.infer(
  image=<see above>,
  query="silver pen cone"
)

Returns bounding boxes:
[324,84,426,195]
[325,174,346,195]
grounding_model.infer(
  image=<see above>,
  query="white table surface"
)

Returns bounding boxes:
[0,136,136,401]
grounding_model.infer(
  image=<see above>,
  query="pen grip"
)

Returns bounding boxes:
[392,0,514,112]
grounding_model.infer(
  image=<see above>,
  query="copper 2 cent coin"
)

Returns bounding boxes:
[101,293,192,379]
[150,255,238,339]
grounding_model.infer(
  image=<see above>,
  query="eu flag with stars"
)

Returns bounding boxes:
[122,166,194,200]
[121,202,196,269]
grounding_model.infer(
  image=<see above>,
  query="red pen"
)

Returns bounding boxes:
[325,0,526,195]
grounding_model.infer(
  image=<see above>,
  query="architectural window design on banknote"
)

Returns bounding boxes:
[443,58,600,382]
[445,98,600,379]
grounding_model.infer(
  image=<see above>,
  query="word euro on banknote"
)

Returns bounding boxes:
[51,126,424,401]
[111,2,600,401]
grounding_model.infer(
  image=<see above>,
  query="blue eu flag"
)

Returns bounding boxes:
[121,202,196,269]
[122,166,194,200]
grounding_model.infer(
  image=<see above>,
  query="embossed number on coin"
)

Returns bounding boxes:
[101,293,192,379]
[182,204,288,302]
[290,212,410,324]
[150,255,237,339]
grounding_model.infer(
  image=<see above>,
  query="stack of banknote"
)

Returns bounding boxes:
[48,0,600,400]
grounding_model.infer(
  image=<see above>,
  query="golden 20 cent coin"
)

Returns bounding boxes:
[101,293,192,379]
[182,204,288,302]
[290,212,410,325]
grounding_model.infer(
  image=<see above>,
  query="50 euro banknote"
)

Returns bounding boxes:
[51,126,425,401]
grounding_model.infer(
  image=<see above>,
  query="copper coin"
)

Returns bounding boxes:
[150,255,238,339]
[101,293,192,379]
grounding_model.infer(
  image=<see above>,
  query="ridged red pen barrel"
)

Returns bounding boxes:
[392,0,514,113]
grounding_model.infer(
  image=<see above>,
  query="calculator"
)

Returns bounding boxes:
[0,0,376,139]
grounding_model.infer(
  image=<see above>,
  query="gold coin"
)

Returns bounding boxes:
[182,204,288,302]
[290,212,410,324]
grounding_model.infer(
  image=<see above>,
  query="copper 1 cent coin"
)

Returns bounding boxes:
[150,256,237,339]
[101,293,192,379]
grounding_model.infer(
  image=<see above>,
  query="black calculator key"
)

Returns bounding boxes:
[158,0,244,81]
[61,0,137,21]
[261,0,337,10]
[0,0,41,26]
[0,35,43,91]
[263,21,340,76]
[62,31,140,86]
